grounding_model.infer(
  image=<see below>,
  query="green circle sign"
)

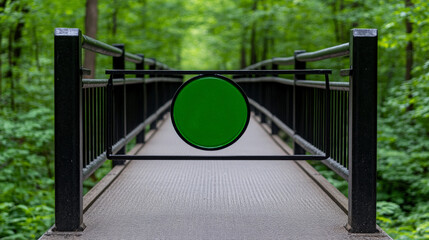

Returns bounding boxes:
[171,74,250,150]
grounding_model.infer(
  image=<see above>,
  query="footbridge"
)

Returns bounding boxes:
[41,28,391,239]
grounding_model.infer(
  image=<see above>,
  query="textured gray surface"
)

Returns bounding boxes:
[42,118,390,239]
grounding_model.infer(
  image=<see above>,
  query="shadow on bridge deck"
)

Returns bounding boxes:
[42,115,390,240]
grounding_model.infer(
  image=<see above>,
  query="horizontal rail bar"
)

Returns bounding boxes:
[295,80,349,91]
[234,77,294,86]
[82,79,110,88]
[124,52,143,64]
[235,77,348,90]
[272,115,295,137]
[144,58,156,66]
[273,57,295,66]
[82,77,182,88]
[145,77,183,84]
[106,69,332,75]
[143,58,171,70]
[294,135,349,179]
[248,98,272,118]
[244,59,275,70]
[82,33,170,67]
[244,57,295,70]
[82,35,122,57]
[296,43,349,62]
[82,152,107,180]
[82,78,129,88]
[107,154,328,160]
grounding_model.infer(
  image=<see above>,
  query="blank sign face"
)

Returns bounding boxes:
[171,75,250,150]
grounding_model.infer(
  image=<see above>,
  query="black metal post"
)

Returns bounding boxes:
[149,61,158,130]
[271,63,279,135]
[54,28,84,231]
[260,66,267,124]
[136,54,146,143]
[294,50,306,154]
[347,29,378,233]
[112,44,125,166]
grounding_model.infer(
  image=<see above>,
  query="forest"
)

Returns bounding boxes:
[0,0,428,239]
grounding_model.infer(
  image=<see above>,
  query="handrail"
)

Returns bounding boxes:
[81,33,172,68]
[234,76,294,85]
[244,56,294,70]
[233,76,349,91]
[273,57,295,66]
[82,35,122,57]
[124,52,143,64]
[296,43,349,62]
[244,43,348,70]
[295,80,349,91]
[82,77,183,88]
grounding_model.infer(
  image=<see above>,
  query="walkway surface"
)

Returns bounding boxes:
[42,117,391,240]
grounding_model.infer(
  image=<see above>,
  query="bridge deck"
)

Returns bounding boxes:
[42,116,390,239]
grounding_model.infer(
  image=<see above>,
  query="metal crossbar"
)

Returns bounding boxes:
[105,69,332,75]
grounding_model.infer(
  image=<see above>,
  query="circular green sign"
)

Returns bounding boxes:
[171,74,250,150]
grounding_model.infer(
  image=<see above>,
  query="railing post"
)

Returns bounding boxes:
[149,60,158,130]
[294,50,306,154]
[136,54,146,143]
[271,62,279,135]
[347,29,378,233]
[112,44,125,166]
[260,66,267,124]
[54,28,84,231]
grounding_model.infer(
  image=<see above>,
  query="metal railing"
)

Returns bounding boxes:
[234,29,378,233]
[54,28,182,231]
[54,27,377,234]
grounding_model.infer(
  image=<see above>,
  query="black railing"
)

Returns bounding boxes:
[54,28,182,231]
[235,29,377,233]
[54,28,377,234]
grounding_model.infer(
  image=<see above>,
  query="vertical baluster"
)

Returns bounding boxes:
[89,88,94,165]
[101,87,105,157]
[136,54,146,143]
[345,91,349,169]
[340,91,343,165]
[149,60,157,130]
[83,89,88,169]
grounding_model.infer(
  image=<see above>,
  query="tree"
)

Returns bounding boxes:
[84,0,98,79]
[404,0,413,80]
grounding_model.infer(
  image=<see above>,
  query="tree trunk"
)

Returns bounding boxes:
[250,23,257,64]
[405,0,413,81]
[240,33,247,68]
[249,0,258,65]
[339,0,345,42]
[332,1,340,43]
[262,36,268,61]
[261,0,269,61]
[112,0,117,36]
[84,0,98,79]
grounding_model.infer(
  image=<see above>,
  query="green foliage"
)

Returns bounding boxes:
[0,108,55,239]
[377,71,429,239]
